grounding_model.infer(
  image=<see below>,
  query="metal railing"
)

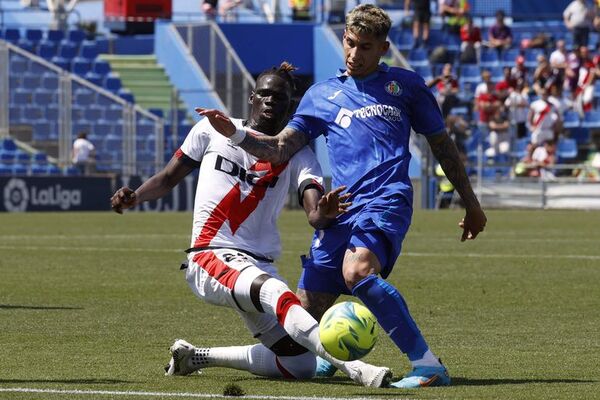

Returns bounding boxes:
[1,39,164,176]
[175,21,255,118]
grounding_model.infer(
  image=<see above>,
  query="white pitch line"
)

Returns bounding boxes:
[0,388,401,400]
[0,244,598,261]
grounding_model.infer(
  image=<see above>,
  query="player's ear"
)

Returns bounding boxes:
[248,91,254,104]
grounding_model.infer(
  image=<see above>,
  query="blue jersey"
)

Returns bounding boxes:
[287,63,444,218]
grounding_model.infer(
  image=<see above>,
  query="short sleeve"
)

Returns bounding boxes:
[178,120,211,164]
[286,87,328,140]
[289,146,324,190]
[408,75,445,136]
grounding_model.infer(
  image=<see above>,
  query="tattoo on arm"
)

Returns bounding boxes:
[427,132,481,209]
[240,127,309,164]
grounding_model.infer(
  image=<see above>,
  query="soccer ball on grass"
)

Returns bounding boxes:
[319,301,378,361]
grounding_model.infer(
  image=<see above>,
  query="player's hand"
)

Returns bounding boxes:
[318,186,352,219]
[111,187,137,214]
[459,206,487,242]
[195,107,236,137]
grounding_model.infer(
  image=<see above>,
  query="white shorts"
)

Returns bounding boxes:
[185,248,288,346]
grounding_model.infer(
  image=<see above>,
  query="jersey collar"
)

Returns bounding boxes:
[337,62,390,82]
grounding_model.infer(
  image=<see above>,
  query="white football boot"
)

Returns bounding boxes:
[342,359,392,388]
[164,339,206,376]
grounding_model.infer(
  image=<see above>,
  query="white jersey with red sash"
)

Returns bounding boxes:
[575,59,596,115]
[529,99,558,145]
[177,118,323,261]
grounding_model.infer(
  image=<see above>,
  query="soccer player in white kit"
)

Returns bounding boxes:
[110,63,391,387]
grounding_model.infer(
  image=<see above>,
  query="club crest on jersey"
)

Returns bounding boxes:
[384,81,402,96]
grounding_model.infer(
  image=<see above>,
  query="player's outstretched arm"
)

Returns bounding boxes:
[302,185,352,230]
[196,108,309,164]
[426,132,487,241]
[110,156,194,214]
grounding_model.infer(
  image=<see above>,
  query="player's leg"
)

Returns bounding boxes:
[343,229,449,388]
[167,313,317,379]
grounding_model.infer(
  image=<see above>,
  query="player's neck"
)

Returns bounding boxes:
[244,119,280,136]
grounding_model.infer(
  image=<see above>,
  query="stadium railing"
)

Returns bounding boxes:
[1,38,164,177]
[175,21,255,119]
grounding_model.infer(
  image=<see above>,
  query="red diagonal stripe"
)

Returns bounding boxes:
[192,251,240,290]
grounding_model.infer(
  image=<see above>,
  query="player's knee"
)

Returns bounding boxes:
[342,264,373,291]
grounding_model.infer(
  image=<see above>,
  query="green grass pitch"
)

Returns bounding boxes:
[0,209,598,399]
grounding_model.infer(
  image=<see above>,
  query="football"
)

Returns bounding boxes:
[319,301,378,361]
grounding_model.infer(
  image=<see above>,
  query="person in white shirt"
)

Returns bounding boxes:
[504,79,529,139]
[72,132,95,175]
[527,87,562,158]
[110,62,391,388]
[563,0,593,47]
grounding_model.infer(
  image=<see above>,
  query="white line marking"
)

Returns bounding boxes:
[0,387,399,400]
[0,245,598,261]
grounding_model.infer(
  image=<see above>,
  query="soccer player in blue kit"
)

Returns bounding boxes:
[197,4,487,388]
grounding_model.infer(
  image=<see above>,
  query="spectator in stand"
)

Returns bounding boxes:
[460,14,482,63]
[548,77,572,117]
[573,45,599,115]
[428,63,460,117]
[445,113,470,151]
[475,72,501,131]
[533,54,557,96]
[439,0,470,35]
[527,87,562,157]
[486,107,511,159]
[563,0,593,48]
[404,0,432,48]
[515,140,557,179]
[487,10,513,55]
[495,80,510,103]
[219,0,243,21]
[202,0,218,19]
[500,66,517,90]
[550,39,569,72]
[505,78,530,139]
[511,55,529,88]
[566,45,585,93]
[72,132,95,175]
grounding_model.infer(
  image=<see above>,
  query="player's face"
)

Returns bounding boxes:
[249,74,293,135]
[343,29,389,79]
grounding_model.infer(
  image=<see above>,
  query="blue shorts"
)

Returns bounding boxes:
[298,196,412,295]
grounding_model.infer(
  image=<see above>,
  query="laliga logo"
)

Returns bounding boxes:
[3,178,29,212]
[2,178,82,212]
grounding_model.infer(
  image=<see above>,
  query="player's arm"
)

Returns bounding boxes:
[111,156,195,214]
[195,108,309,164]
[426,131,487,241]
[301,185,351,230]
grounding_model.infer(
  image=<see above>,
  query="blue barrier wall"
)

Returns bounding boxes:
[155,20,224,118]
[219,23,314,75]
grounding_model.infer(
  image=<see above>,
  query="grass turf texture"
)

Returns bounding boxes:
[0,209,598,400]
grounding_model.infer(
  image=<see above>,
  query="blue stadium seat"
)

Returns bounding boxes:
[15,150,30,162]
[581,111,600,128]
[12,89,31,105]
[33,123,52,141]
[26,29,43,43]
[37,41,58,60]
[459,65,481,85]
[12,164,28,175]
[50,56,71,71]
[148,108,164,118]
[24,105,44,120]
[501,49,521,68]
[443,34,461,53]
[74,88,95,105]
[34,90,55,105]
[563,110,580,129]
[0,150,16,162]
[95,37,110,54]
[9,106,22,122]
[557,138,578,160]
[104,76,122,92]
[568,127,590,145]
[17,39,35,53]
[84,106,103,121]
[84,71,103,86]
[414,65,432,81]
[80,41,99,60]
[395,30,414,52]
[45,105,59,120]
[30,164,48,175]
[408,48,429,68]
[29,61,50,75]
[2,138,18,152]
[105,106,123,121]
[0,165,11,175]
[65,166,80,176]
[3,28,20,44]
[9,76,20,89]
[72,59,92,76]
[58,43,78,59]
[480,49,499,68]
[9,57,28,73]
[524,48,545,69]
[67,29,86,43]
[47,165,62,175]
[92,60,111,76]
[33,152,48,164]
[46,29,65,44]
[22,73,41,89]
[41,73,59,90]
[511,137,530,159]
[118,90,135,103]
[137,121,155,136]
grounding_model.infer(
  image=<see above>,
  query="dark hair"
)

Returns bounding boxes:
[496,9,505,19]
[256,61,297,93]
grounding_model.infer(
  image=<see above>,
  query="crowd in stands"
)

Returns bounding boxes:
[403,0,600,181]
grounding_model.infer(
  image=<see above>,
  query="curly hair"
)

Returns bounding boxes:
[256,61,298,93]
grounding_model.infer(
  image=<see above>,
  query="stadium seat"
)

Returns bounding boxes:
[480,49,499,68]
[148,108,164,118]
[37,41,58,60]
[12,164,28,175]
[33,152,48,164]
[12,89,31,105]
[394,30,414,52]
[41,73,59,90]
[408,48,429,68]
[9,57,28,73]
[524,49,545,68]
[9,106,22,122]
[80,41,99,60]
[119,90,135,103]
[26,29,43,43]
[511,137,530,159]
[105,106,124,121]
[557,138,578,160]
[50,56,71,71]
[568,127,590,145]
[92,60,111,76]
[34,90,56,105]
[58,43,78,60]
[104,76,122,92]
[2,138,18,152]
[17,39,35,53]
[24,105,44,120]
[15,150,30,162]
[0,165,11,175]
[84,106,103,121]
[65,166,80,176]
[501,49,521,68]
[84,71,103,86]
[67,29,86,43]
[22,74,41,89]
[0,150,16,162]
[30,164,48,175]
[32,122,52,141]
[3,28,20,44]
[47,165,62,175]
[137,121,155,136]
[72,59,92,76]
[46,29,65,44]
[459,65,481,84]
[581,111,600,128]
[414,65,433,81]
[563,111,580,129]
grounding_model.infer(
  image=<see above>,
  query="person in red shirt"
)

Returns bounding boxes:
[429,63,460,117]
[460,15,482,63]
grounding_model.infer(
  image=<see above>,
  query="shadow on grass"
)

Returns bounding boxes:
[0,304,83,310]
[452,377,596,386]
[0,378,132,384]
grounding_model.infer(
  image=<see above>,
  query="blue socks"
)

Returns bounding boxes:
[352,275,429,361]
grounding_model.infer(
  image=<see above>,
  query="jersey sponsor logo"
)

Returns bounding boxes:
[334,104,403,128]
[215,155,280,188]
[384,80,402,96]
